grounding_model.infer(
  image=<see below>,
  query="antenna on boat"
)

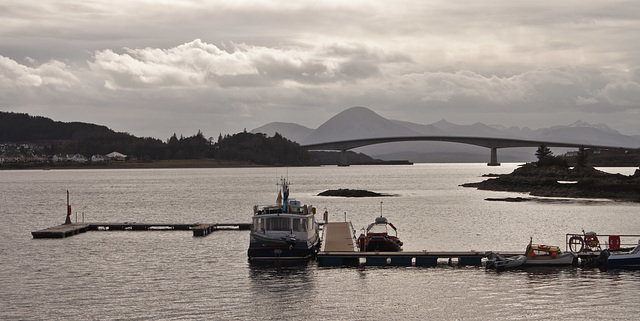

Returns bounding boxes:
[380,201,383,217]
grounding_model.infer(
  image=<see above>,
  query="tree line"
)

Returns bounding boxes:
[0,112,319,165]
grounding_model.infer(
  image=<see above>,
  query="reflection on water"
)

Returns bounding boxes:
[1,165,639,320]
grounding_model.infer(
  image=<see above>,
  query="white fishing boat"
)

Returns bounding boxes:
[247,178,321,262]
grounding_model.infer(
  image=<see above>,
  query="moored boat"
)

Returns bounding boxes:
[357,211,403,252]
[248,179,321,262]
[485,253,526,271]
[597,241,640,270]
[523,238,578,266]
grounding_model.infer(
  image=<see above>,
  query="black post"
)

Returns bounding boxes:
[64,190,72,225]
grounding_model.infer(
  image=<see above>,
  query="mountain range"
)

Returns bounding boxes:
[251,106,640,163]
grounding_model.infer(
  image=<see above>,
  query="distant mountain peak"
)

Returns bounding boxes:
[566,120,620,135]
[432,119,456,130]
[300,106,420,145]
[250,122,314,142]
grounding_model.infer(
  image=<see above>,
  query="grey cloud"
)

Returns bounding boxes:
[2,1,640,138]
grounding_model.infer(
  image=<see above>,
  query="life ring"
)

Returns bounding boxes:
[585,235,599,248]
[539,245,550,250]
[568,236,584,253]
[609,235,621,250]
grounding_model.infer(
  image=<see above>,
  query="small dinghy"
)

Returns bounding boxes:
[485,253,526,271]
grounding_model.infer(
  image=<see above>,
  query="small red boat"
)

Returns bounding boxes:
[357,216,403,252]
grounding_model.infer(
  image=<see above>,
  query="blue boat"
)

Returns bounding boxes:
[599,242,640,270]
[248,179,322,262]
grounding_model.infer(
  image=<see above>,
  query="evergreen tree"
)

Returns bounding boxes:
[535,144,553,161]
[576,146,589,167]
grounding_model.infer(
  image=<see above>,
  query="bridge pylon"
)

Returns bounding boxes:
[339,149,349,166]
[488,147,501,166]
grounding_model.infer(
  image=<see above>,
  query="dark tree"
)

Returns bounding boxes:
[576,146,589,167]
[535,144,553,161]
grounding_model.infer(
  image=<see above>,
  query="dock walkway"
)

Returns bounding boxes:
[32,222,250,238]
[322,222,356,252]
[317,221,569,267]
[32,223,90,238]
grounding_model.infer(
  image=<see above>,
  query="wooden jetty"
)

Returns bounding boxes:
[317,222,605,267]
[31,223,90,239]
[32,222,251,238]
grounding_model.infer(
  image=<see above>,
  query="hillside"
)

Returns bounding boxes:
[0,112,322,166]
[0,112,126,142]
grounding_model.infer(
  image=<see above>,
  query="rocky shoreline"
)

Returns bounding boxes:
[462,164,640,202]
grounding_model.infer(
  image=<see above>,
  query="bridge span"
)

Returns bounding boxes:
[301,136,631,166]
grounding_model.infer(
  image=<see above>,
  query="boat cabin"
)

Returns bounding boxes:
[253,199,313,215]
[251,215,314,234]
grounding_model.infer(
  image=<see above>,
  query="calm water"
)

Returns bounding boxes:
[1,164,639,320]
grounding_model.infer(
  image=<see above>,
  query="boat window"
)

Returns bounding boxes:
[266,217,290,231]
[252,218,263,232]
[293,218,307,232]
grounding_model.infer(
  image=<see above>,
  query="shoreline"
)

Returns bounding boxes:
[0,159,413,170]
[0,159,267,170]
[462,164,640,203]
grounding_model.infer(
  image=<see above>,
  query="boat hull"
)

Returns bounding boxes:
[523,253,577,266]
[363,238,402,252]
[248,241,319,261]
[607,253,640,269]
[486,255,526,271]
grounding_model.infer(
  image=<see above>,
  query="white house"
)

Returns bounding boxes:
[106,151,127,161]
[91,154,105,162]
[71,154,88,163]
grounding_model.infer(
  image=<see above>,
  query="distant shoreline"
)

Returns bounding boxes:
[0,159,414,170]
[0,159,266,170]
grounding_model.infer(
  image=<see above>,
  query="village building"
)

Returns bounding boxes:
[106,151,127,161]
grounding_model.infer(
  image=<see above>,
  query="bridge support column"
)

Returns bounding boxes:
[488,147,500,166]
[339,149,349,166]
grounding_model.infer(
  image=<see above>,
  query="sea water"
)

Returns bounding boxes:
[1,164,639,320]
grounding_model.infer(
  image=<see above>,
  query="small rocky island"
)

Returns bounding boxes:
[318,189,393,197]
[462,145,640,202]
[462,163,640,202]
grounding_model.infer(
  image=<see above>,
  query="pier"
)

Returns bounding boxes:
[317,221,608,267]
[32,222,251,238]
[318,221,490,266]
[32,219,620,268]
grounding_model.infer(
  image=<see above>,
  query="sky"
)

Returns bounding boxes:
[2,0,640,140]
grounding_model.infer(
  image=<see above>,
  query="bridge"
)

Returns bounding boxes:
[301,136,632,166]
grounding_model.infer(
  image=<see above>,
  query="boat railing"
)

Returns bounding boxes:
[565,233,640,253]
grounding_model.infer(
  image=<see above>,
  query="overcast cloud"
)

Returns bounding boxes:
[1,0,640,139]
